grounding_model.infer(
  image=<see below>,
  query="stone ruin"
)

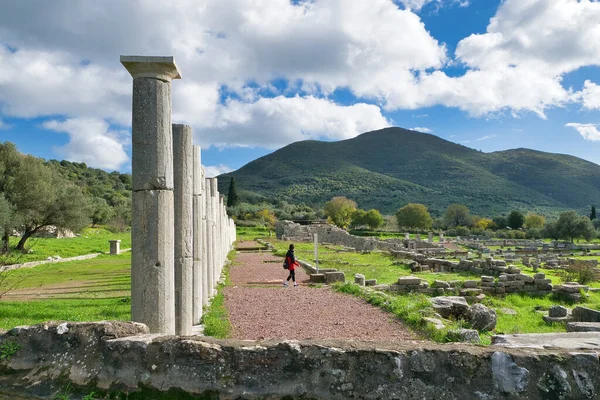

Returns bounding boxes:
[276,220,443,253]
[120,56,236,335]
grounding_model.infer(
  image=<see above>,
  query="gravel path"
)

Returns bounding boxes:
[224,247,418,341]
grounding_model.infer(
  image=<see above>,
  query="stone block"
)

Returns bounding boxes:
[549,305,568,318]
[325,271,346,284]
[447,329,480,343]
[498,274,508,282]
[480,281,496,287]
[463,280,478,288]
[534,273,546,280]
[481,276,494,282]
[516,274,534,283]
[566,322,600,332]
[460,288,482,296]
[354,274,366,286]
[433,280,450,289]
[429,296,470,319]
[398,276,422,285]
[365,279,377,286]
[572,306,600,322]
[558,284,588,293]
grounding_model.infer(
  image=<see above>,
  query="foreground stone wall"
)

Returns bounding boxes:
[1,322,599,399]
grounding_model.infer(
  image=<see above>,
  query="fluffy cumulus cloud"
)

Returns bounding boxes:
[565,123,600,142]
[43,118,130,170]
[0,0,599,169]
[204,164,234,178]
[183,96,391,148]
[580,80,600,110]
[410,127,433,133]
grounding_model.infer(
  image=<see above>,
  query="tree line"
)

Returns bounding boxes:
[395,202,599,242]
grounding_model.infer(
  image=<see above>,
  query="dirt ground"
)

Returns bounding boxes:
[224,244,420,341]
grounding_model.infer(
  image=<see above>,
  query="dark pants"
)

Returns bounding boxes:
[286,269,296,282]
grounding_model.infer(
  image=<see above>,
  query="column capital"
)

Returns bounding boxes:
[121,55,182,82]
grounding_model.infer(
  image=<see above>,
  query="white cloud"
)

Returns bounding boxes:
[398,0,469,11]
[43,118,130,170]
[204,164,233,178]
[580,80,600,110]
[565,123,600,142]
[475,134,496,141]
[0,0,598,172]
[0,119,8,130]
[183,95,392,149]
[410,127,433,133]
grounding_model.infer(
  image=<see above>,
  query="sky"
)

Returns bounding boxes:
[1,0,600,177]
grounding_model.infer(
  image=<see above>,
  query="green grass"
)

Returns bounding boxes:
[0,297,131,330]
[236,226,271,241]
[2,227,131,265]
[201,250,235,338]
[0,254,131,330]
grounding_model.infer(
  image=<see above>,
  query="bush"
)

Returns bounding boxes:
[559,260,597,285]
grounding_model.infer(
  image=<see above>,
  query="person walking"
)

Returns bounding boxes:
[283,243,299,287]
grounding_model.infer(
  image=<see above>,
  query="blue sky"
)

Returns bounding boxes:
[1,0,600,176]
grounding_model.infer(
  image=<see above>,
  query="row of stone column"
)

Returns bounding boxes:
[121,55,236,335]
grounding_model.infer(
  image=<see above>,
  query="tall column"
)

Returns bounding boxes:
[205,178,215,299]
[121,56,181,334]
[192,145,203,324]
[201,168,209,306]
[173,124,193,336]
[210,178,219,295]
[218,194,225,275]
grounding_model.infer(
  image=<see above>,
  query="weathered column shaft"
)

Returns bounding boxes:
[121,56,181,334]
[201,168,209,305]
[192,145,203,324]
[173,124,194,336]
[210,178,219,294]
[205,178,215,299]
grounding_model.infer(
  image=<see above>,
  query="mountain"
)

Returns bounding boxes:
[218,127,600,217]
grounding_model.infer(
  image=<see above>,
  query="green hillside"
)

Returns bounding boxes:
[219,127,600,217]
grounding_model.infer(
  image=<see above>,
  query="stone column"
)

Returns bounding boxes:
[205,178,215,299]
[121,56,181,334]
[201,168,209,306]
[173,124,194,336]
[109,240,121,255]
[219,194,225,274]
[428,232,433,243]
[192,145,203,324]
[210,178,219,295]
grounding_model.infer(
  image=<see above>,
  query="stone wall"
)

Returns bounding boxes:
[1,321,599,400]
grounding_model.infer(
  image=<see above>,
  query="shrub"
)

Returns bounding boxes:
[559,260,597,285]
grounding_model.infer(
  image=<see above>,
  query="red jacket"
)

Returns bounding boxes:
[285,251,298,271]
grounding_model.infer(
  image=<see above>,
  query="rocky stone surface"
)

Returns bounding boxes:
[572,306,600,322]
[4,321,600,399]
[549,305,568,318]
[468,303,497,331]
[429,296,470,319]
[447,328,480,343]
[566,322,600,332]
[492,332,600,350]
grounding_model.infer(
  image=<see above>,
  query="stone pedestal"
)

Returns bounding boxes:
[121,55,181,335]
[173,124,194,336]
[108,240,121,255]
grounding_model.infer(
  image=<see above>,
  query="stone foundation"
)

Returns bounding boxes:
[1,322,600,399]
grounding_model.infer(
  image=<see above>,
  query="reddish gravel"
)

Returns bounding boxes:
[224,250,418,341]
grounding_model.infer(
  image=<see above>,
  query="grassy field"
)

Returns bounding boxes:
[2,227,131,265]
[236,226,272,241]
[0,253,131,330]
